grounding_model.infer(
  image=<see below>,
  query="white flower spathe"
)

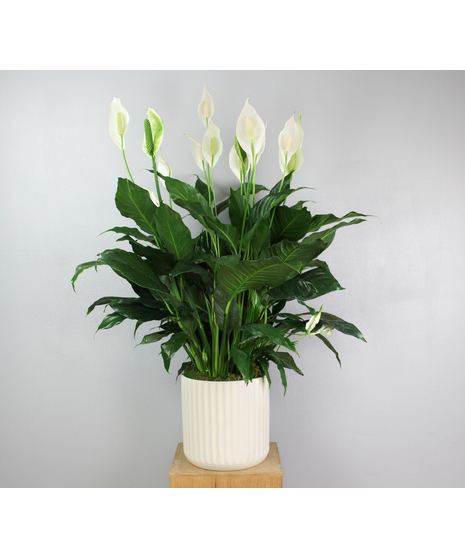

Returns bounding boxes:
[187,136,205,171]
[279,118,304,174]
[278,115,300,161]
[109,97,129,149]
[197,84,214,127]
[236,98,266,160]
[142,108,164,157]
[201,122,223,168]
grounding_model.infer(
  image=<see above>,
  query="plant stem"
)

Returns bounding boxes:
[152,156,162,204]
[120,136,134,182]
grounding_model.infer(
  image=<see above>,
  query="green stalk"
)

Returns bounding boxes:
[250,143,257,206]
[151,156,163,205]
[120,135,134,182]
[238,155,256,255]
[210,156,218,214]
[269,153,289,230]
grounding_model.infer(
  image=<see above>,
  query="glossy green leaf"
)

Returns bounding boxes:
[304,218,366,244]
[155,204,194,261]
[270,206,313,243]
[242,218,270,255]
[308,211,368,233]
[316,333,341,366]
[257,356,271,385]
[96,312,126,332]
[246,191,289,228]
[103,226,153,243]
[194,176,210,203]
[126,240,175,275]
[169,261,213,287]
[161,332,188,372]
[264,349,303,376]
[107,298,168,322]
[138,330,171,346]
[203,216,240,253]
[216,256,300,299]
[71,260,99,291]
[97,249,167,291]
[260,239,328,270]
[268,266,344,301]
[115,178,158,236]
[231,347,253,382]
[320,312,366,342]
[239,323,297,353]
[228,188,247,230]
[213,288,240,331]
[163,176,211,220]
[87,296,117,314]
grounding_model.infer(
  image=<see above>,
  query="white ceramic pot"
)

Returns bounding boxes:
[181,375,270,471]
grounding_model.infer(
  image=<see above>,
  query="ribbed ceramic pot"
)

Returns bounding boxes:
[181,375,270,471]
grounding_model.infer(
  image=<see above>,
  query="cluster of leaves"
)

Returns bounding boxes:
[72,172,366,392]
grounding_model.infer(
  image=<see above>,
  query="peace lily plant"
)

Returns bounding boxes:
[72,86,367,392]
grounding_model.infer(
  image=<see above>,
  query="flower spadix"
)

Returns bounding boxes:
[201,122,223,168]
[236,99,266,159]
[143,108,164,158]
[109,97,129,149]
[197,84,214,127]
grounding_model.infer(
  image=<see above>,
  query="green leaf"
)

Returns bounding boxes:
[195,253,240,272]
[268,266,344,301]
[270,206,313,243]
[115,178,158,236]
[239,323,297,353]
[265,350,303,376]
[257,356,271,385]
[308,211,368,233]
[126,240,175,274]
[260,239,328,270]
[304,218,366,244]
[320,312,366,342]
[203,216,240,253]
[246,191,288,228]
[108,298,169,322]
[154,203,194,261]
[269,173,293,195]
[242,218,270,256]
[274,314,307,334]
[228,188,247,230]
[216,256,300,300]
[96,312,126,332]
[194,176,210,203]
[161,332,188,372]
[163,176,211,221]
[169,261,213,287]
[71,261,99,291]
[97,249,168,292]
[316,333,342,366]
[276,361,287,394]
[87,296,117,314]
[231,347,253,382]
[213,288,240,332]
[215,185,268,216]
[103,226,154,243]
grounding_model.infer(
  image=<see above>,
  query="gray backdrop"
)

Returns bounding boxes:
[1,70,464,487]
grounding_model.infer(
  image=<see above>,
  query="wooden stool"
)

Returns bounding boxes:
[169,442,283,488]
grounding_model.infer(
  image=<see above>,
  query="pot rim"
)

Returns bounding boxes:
[180,373,267,384]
